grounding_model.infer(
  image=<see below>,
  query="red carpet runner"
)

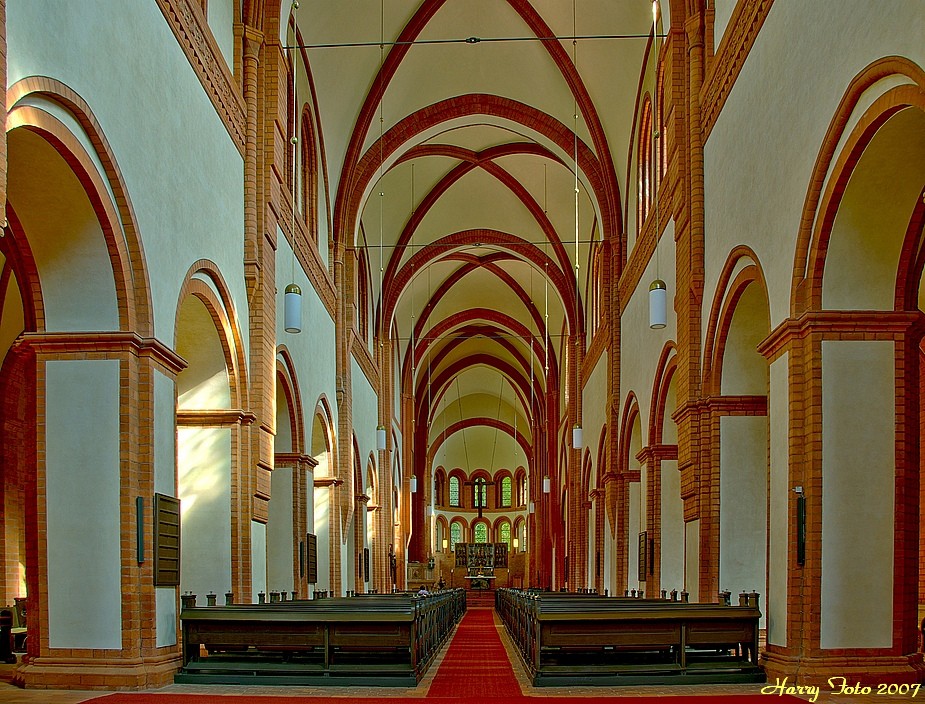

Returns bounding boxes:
[427,606,521,698]
[86,605,804,703]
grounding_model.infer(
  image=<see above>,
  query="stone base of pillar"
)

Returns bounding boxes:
[12,652,181,689]
[762,648,925,688]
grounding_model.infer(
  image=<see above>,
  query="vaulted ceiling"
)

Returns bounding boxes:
[290,0,666,477]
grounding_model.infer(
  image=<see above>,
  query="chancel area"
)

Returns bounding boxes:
[0,0,924,695]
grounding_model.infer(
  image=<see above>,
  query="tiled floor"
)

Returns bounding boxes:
[0,610,915,703]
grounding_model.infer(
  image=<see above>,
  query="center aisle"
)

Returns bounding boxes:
[427,606,521,699]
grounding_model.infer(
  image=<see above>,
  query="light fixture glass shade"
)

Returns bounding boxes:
[410,475,418,493]
[442,538,448,550]
[572,424,583,449]
[512,538,519,549]
[543,476,551,494]
[377,425,387,451]
[529,501,535,514]
[649,279,667,329]
[425,505,434,517]
[284,283,302,333]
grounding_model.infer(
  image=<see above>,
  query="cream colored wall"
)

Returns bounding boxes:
[252,521,268,602]
[314,485,332,593]
[685,519,700,602]
[0,254,23,357]
[719,415,767,625]
[154,370,178,647]
[277,233,338,433]
[206,0,235,69]
[178,427,232,599]
[351,356,378,479]
[712,0,735,49]
[267,467,294,593]
[659,458,684,591]
[821,340,894,649]
[45,360,121,649]
[8,0,246,346]
[702,1,925,332]
[768,352,789,646]
[581,351,608,469]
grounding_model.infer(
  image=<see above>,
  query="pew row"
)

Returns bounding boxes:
[176,589,466,686]
[496,588,765,686]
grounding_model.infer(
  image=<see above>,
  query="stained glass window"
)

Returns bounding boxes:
[501,476,512,507]
[499,521,511,547]
[474,522,488,543]
[449,476,460,507]
[450,522,462,550]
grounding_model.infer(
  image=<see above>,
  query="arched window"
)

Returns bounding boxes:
[474,522,488,543]
[449,476,460,507]
[637,96,654,232]
[499,521,511,547]
[450,521,462,551]
[500,476,512,507]
[435,471,446,506]
[474,480,487,509]
[515,473,527,506]
[520,522,526,551]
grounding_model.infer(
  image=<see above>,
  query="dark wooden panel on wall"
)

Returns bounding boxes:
[154,493,181,587]
[306,533,318,584]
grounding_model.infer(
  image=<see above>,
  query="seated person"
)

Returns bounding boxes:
[417,585,429,596]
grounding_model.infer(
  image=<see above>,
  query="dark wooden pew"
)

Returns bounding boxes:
[496,588,764,686]
[176,589,465,686]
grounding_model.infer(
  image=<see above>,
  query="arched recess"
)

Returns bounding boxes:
[269,349,312,599]
[174,266,249,602]
[1,78,159,683]
[646,344,681,595]
[619,394,643,595]
[311,398,336,596]
[343,436,366,595]
[594,427,609,595]
[778,60,925,677]
[435,515,449,554]
[702,249,770,620]
[365,455,377,589]
[580,449,595,590]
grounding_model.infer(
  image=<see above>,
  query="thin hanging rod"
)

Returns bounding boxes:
[284,33,666,51]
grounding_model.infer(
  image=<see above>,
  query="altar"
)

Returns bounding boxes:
[455,543,507,591]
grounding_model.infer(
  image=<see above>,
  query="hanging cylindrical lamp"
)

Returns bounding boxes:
[410,475,418,493]
[543,476,551,494]
[529,501,536,514]
[572,424,583,449]
[284,283,302,333]
[377,425,387,451]
[425,505,433,517]
[649,279,667,329]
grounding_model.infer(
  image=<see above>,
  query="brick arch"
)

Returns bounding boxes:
[648,342,678,445]
[276,346,306,455]
[702,247,769,397]
[6,79,154,336]
[1,208,42,333]
[175,262,249,410]
[792,57,925,315]
[619,392,642,474]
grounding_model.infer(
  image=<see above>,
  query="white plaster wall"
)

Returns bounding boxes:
[768,352,789,646]
[685,519,700,602]
[620,223,676,444]
[712,0,736,50]
[702,1,925,333]
[719,415,767,625]
[277,232,338,435]
[8,0,246,346]
[314,486,332,592]
[206,0,235,69]
[155,587,177,648]
[267,467,294,593]
[154,370,178,647]
[581,351,608,467]
[586,501,596,587]
[46,360,121,649]
[252,521,267,602]
[821,340,894,648]
[628,482,640,590]
[178,427,232,599]
[660,459,684,593]
[351,356,378,476]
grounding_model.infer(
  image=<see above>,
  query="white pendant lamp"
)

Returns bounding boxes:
[543,476,551,494]
[284,284,302,333]
[410,475,418,494]
[572,424,583,449]
[377,425,387,451]
[649,279,667,329]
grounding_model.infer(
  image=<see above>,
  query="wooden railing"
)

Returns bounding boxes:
[496,588,765,686]
[176,589,465,686]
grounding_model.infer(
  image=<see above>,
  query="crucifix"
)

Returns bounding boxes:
[464,476,496,519]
